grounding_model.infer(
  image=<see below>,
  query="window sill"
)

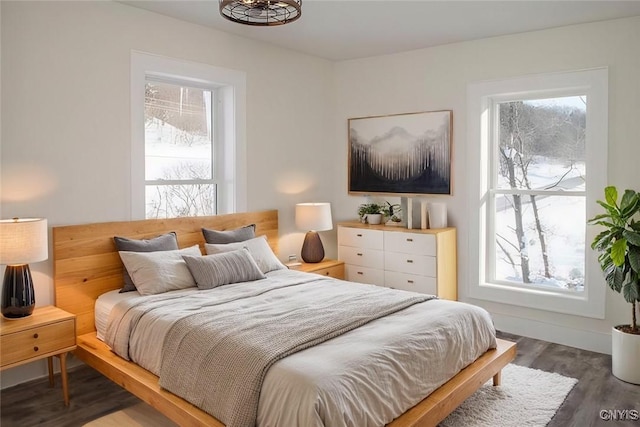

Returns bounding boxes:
[469,280,605,319]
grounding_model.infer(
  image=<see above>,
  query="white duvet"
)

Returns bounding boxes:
[103,269,496,427]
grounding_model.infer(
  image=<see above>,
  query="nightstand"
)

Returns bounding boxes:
[0,306,77,405]
[290,259,345,280]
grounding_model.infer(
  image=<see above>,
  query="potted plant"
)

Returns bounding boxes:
[589,186,640,384]
[381,201,402,225]
[358,203,383,225]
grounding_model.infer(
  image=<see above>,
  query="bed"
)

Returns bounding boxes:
[53,210,516,427]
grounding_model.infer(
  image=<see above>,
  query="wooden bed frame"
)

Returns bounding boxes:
[53,209,516,427]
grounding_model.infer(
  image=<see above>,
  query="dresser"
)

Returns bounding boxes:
[338,222,457,300]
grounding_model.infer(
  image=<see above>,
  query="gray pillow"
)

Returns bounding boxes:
[202,224,256,244]
[182,249,266,290]
[114,232,179,292]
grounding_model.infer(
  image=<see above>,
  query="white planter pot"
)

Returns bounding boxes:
[366,214,383,225]
[612,326,640,384]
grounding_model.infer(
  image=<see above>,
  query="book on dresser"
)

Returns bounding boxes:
[337,222,457,300]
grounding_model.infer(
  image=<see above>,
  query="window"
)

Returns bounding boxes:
[467,68,608,318]
[494,96,586,291]
[131,52,247,219]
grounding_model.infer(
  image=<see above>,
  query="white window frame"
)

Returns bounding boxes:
[130,51,247,219]
[467,68,608,319]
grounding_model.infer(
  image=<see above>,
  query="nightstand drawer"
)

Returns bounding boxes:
[309,264,345,280]
[1,319,76,367]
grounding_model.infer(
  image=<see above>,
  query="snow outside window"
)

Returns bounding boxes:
[467,68,608,318]
[493,96,586,292]
[144,81,217,219]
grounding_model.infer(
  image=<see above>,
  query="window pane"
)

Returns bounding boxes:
[145,184,216,219]
[494,195,585,292]
[497,96,586,191]
[145,81,213,181]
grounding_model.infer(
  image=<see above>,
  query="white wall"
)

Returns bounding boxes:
[0,1,335,387]
[333,16,640,355]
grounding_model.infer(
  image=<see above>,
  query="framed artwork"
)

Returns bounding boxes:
[348,110,452,195]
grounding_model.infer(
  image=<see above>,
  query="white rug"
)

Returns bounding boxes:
[84,403,178,427]
[85,364,577,427]
[440,364,578,427]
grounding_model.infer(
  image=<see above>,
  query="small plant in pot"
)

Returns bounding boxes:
[381,201,402,225]
[589,186,640,384]
[358,203,383,225]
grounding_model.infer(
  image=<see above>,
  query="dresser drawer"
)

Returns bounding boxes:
[384,252,437,277]
[384,231,436,256]
[1,319,76,367]
[338,246,384,268]
[344,265,385,286]
[385,271,437,295]
[338,227,383,250]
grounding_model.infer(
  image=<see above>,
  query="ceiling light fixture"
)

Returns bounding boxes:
[219,0,302,26]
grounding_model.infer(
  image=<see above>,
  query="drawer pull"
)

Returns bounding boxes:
[407,280,414,284]
[357,271,364,275]
[34,346,39,352]
[356,234,363,237]
[357,253,363,256]
[324,272,330,276]
[33,333,39,339]
[406,259,414,263]
[406,238,413,242]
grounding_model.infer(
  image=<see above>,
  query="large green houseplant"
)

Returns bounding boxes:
[589,186,640,332]
[589,186,640,383]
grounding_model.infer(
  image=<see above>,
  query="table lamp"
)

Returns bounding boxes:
[295,203,332,263]
[0,218,48,318]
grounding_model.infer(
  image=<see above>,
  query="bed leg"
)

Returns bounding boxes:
[493,370,502,386]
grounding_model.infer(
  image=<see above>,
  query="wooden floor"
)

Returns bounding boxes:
[1,332,638,427]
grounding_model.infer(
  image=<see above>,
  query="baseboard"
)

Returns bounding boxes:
[492,312,612,355]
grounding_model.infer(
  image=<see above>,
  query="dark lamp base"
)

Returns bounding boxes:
[301,231,325,263]
[2,264,36,318]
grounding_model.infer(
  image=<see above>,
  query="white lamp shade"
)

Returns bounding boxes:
[0,218,48,265]
[295,203,333,232]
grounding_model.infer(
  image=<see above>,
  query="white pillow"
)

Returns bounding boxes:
[205,235,286,273]
[118,245,202,296]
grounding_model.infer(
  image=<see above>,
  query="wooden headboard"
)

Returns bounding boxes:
[53,210,279,336]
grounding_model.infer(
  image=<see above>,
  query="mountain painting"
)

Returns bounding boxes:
[349,110,452,195]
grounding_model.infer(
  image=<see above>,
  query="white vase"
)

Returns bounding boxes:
[366,214,383,225]
[428,202,447,229]
[612,326,640,384]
